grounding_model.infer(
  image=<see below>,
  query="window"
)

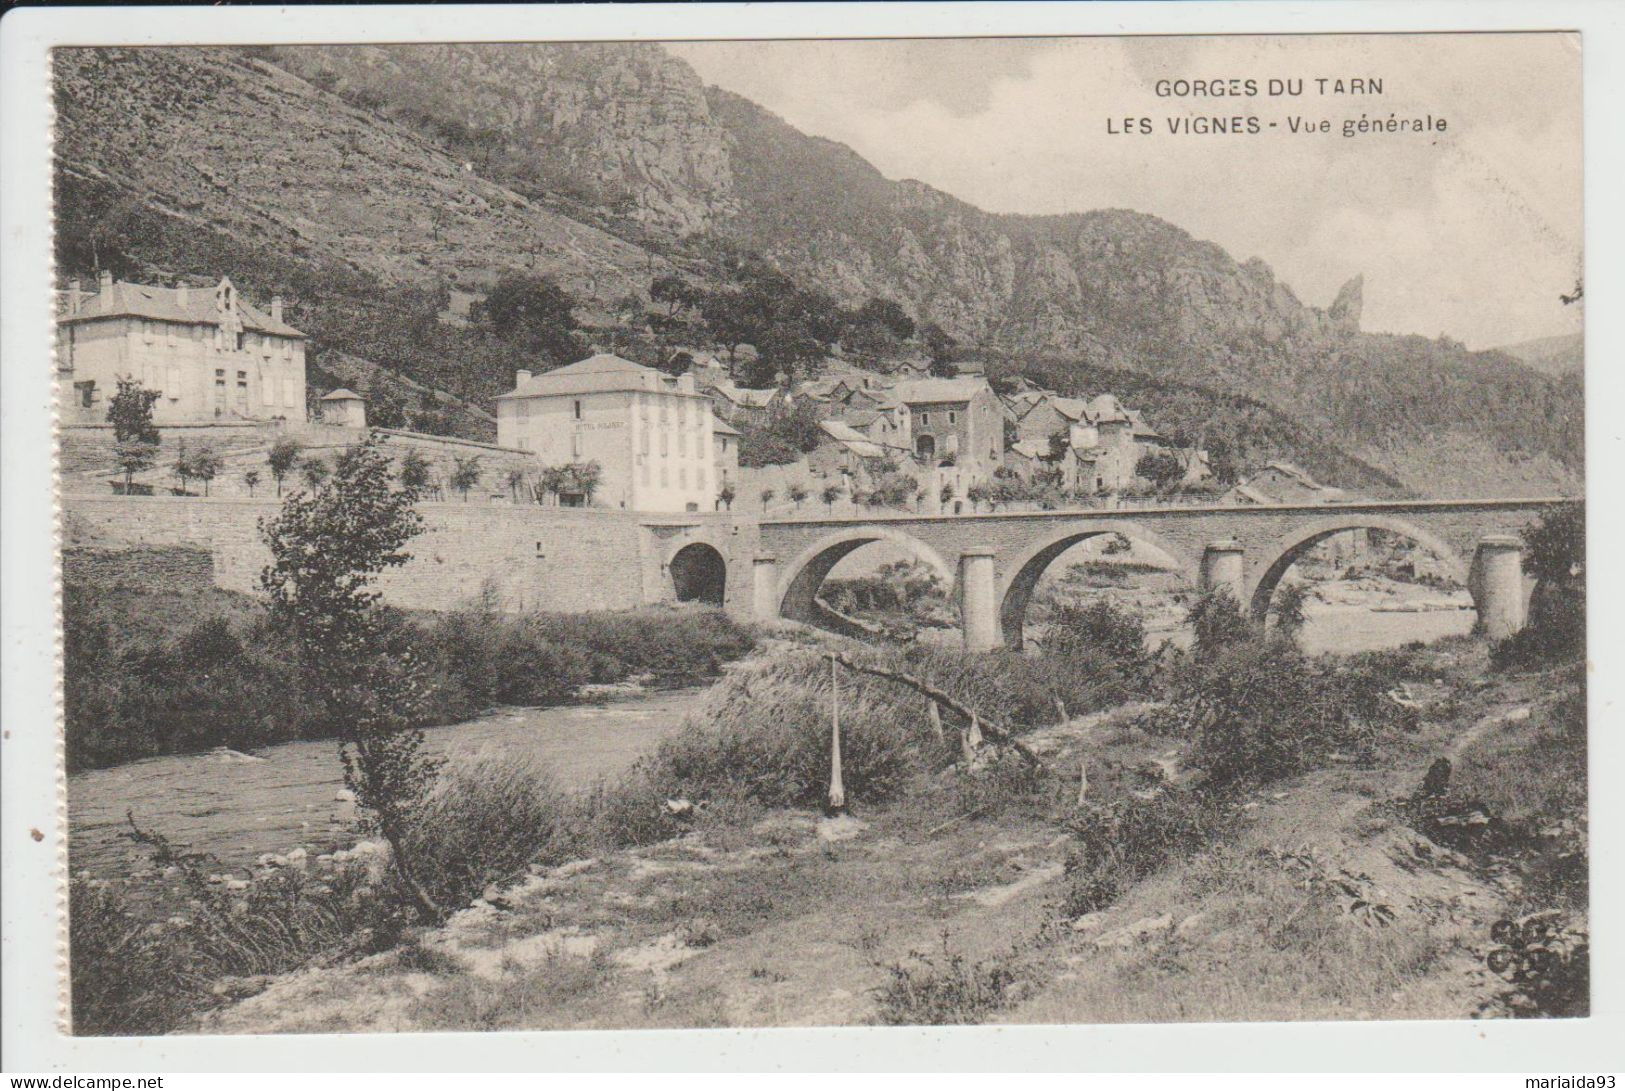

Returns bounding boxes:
[948,411,957,424]
[920,412,930,425]
[235,332,246,351]
[75,380,94,408]
[573,399,582,420]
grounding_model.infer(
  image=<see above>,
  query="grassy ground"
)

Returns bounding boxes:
[193,637,1584,1033]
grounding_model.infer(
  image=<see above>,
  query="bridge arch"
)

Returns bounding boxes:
[998,519,1198,649]
[1246,515,1469,622]
[777,526,955,630]
[669,542,728,606]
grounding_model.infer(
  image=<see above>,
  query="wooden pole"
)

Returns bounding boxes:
[962,712,983,762]
[827,653,847,814]
[1077,757,1089,806]
[826,651,1045,770]
[927,700,945,743]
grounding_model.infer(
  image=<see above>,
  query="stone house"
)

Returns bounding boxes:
[496,354,720,513]
[57,272,307,426]
[893,377,1004,482]
[711,414,741,487]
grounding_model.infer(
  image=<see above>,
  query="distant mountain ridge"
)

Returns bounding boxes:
[1493,332,1583,377]
[51,44,1582,497]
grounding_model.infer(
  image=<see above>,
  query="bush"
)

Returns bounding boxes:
[638,652,926,809]
[1187,588,1259,660]
[1160,635,1400,788]
[401,750,589,908]
[873,941,1017,1026]
[1044,598,1148,671]
[71,822,408,1036]
[65,587,755,769]
[1062,790,1230,916]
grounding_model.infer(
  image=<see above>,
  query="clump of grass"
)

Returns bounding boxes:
[873,934,1018,1025]
[1061,790,1231,917]
[400,749,590,909]
[69,821,407,1036]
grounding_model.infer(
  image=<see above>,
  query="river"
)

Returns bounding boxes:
[68,687,705,882]
[70,593,1474,883]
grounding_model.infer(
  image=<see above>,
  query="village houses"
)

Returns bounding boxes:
[57,272,307,426]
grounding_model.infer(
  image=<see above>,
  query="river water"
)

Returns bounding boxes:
[69,596,1474,883]
[68,688,704,881]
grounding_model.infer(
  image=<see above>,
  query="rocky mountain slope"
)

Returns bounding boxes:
[52,44,1582,496]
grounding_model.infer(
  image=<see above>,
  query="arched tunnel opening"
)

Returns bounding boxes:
[670,543,727,607]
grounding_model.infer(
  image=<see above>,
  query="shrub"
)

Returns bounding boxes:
[1187,589,1258,660]
[401,750,589,908]
[639,652,927,809]
[1160,635,1398,788]
[1062,790,1230,916]
[873,939,1017,1026]
[1044,598,1147,670]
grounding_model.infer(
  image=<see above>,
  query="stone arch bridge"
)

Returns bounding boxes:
[728,498,1570,649]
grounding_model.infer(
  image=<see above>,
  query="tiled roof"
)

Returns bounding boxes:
[62,278,304,338]
[892,377,990,405]
[818,420,889,459]
[321,388,363,401]
[710,414,741,436]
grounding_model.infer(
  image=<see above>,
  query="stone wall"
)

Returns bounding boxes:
[62,496,667,614]
[62,545,215,592]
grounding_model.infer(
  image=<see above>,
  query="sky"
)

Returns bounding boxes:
[669,33,1582,350]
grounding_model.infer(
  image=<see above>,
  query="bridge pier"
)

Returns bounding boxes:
[1473,536,1527,640]
[752,555,780,623]
[959,549,1000,652]
[1200,539,1247,602]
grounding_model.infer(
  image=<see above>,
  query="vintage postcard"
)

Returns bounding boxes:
[3,4,1606,1071]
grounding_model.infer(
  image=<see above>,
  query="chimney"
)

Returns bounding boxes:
[68,280,81,315]
[270,296,283,324]
[516,369,532,386]
[98,269,113,296]
[176,282,189,307]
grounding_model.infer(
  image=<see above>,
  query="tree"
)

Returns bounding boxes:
[1188,589,1259,661]
[922,323,958,372]
[558,461,602,505]
[1136,449,1185,493]
[268,437,301,497]
[789,483,809,509]
[299,457,330,490]
[471,275,583,364]
[106,379,160,493]
[450,455,483,501]
[760,486,776,510]
[966,482,991,512]
[189,445,223,497]
[1269,581,1311,641]
[940,483,955,505]
[258,434,442,920]
[754,320,824,383]
[504,468,527,502]
[821,483,843,513]
[650,274,702,319]
[864,471,918,510]
[857,297,915,341]
[243,469,261,497]
[171,443,194,495]
[717,483,736,511]
[398,447,432,495]
[368,387,408,430]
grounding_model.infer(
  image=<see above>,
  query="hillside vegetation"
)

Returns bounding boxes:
[52,45,1581,496]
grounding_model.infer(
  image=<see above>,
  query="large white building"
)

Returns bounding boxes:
[496,354,720,513]
[57,272,307,426]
